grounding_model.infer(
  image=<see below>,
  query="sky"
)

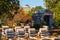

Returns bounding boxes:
[20,0,46,8]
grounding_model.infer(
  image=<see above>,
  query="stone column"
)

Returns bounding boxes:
[48,15,53,30]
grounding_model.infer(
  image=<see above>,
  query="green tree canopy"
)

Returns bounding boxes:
[0,0,19,18]
[31,6,43,13]
[44,0,60,21]
[44,0,60,28]
[26,6,43,16]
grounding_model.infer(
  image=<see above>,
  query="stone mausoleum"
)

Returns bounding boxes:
[32,9,53,30]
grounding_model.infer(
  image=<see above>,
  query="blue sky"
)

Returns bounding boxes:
[20,0,46,8]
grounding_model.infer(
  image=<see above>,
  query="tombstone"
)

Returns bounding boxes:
[28,28,37,40]
[28,28,37,37]
[5,28,14,39]
[16,28,25,40]
[32,9,53,30]
[2,26,9,34]
[24,24,30,33]
[39,28,49,37]
[15,26,21,38]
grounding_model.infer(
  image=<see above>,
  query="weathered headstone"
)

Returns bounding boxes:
[5,28,14,39]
